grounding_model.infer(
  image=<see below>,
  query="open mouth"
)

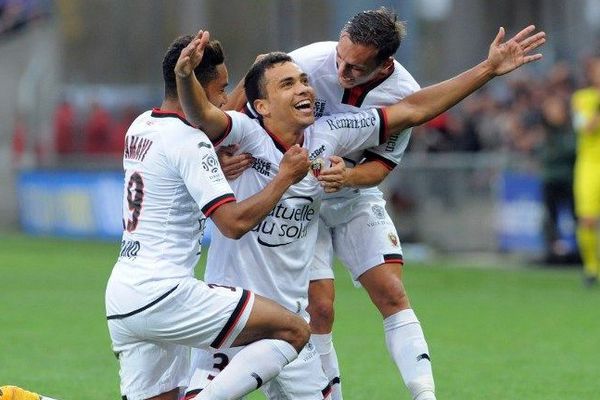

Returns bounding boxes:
[294,99,313,111]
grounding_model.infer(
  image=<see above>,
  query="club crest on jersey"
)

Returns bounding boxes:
[310,158,325,177]
[388,232,399,247]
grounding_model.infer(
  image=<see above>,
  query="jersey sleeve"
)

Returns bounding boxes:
[166,129,235,217]
[362,128,412,170]
[212,111,263,153]
[315,108,387,156]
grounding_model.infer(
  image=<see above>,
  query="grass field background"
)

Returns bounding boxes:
[1,233,599,399]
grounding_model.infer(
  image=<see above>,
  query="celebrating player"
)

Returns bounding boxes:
[104,35,315,400]
[175,23,544,400]
[217,9,545,400]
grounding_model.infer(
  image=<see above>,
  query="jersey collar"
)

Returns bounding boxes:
[341,64,395,108]
[151,108,193,127]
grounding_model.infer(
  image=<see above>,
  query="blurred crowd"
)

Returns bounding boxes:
[410,61,578,156]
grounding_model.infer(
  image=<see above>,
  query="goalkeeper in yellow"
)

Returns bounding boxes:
[571,57,600,286]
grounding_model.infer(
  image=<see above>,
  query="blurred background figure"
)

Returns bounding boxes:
[83,101,113,154]
[53,99,77,155]
[571,56,600,286]
[538,94,577,264]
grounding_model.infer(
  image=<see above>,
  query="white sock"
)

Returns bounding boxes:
[312,333,343,400]
[383,309,436,400]
[195,339,298,400]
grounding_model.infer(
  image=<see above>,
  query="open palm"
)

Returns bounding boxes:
[488,25,546,76]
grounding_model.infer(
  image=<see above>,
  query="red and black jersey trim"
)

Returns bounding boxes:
[183,389,202,400]
[375,108,388,145]
[107,285,179,320]
[321,382,333,399]
[363,150,397,171]
[151,108,193,127]
[210,289,252,349]
[202,193,236,217]
[340,67,394,108]
[211,112,233,147]
[384,253,404,264]
[342,157,357,167]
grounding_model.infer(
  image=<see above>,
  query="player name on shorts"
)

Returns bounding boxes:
[124,136,153,162]
[325,114,377,131]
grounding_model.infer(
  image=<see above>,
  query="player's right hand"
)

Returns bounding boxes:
[217,144,254,180]
[175,30,210,78]
[279,144,310,184]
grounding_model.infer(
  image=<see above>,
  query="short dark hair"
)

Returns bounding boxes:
[162,35,225,99]
[341,7,406,65]
[244,52,293,113]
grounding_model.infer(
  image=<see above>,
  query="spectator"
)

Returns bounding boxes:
[83,101,113,154]
[538,95,577,263]
[53,99,77,155]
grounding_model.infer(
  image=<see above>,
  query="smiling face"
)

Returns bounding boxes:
[253,61,316,131]
[335,33,393,89]
[203,63,229,109]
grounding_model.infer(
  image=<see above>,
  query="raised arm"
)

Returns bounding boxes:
[383,25,546,139]
[174,30,229,139]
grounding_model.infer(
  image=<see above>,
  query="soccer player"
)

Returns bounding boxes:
[217,9,537,400]
[571,56,600,286]
[105,35,315,400]
[176,24,544,399]
[287,10,422,399]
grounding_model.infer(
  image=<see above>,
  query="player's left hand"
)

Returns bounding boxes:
[486,25,546,76]
[318,156,347,193]
[175,30,210,78]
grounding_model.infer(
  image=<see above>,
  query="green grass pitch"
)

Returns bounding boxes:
[1,233,599,399]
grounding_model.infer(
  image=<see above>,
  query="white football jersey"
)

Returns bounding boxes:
[106,109,235,316]
[204,109,387,315]
[289,41,420,199]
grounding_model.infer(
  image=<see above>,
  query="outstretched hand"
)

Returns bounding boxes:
[175,30,210,78]
[487,25,546,76]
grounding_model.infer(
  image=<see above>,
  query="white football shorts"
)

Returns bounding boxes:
[186,339,331,400]
[107,276,254,400]
[310,194,403,282]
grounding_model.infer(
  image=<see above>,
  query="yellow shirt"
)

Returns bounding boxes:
[571,87,600,164]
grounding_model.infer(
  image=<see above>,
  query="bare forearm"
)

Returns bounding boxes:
[386,60,495,137]
[176,74,227,138]
[345,161,390,188]
[220,175,292,238]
